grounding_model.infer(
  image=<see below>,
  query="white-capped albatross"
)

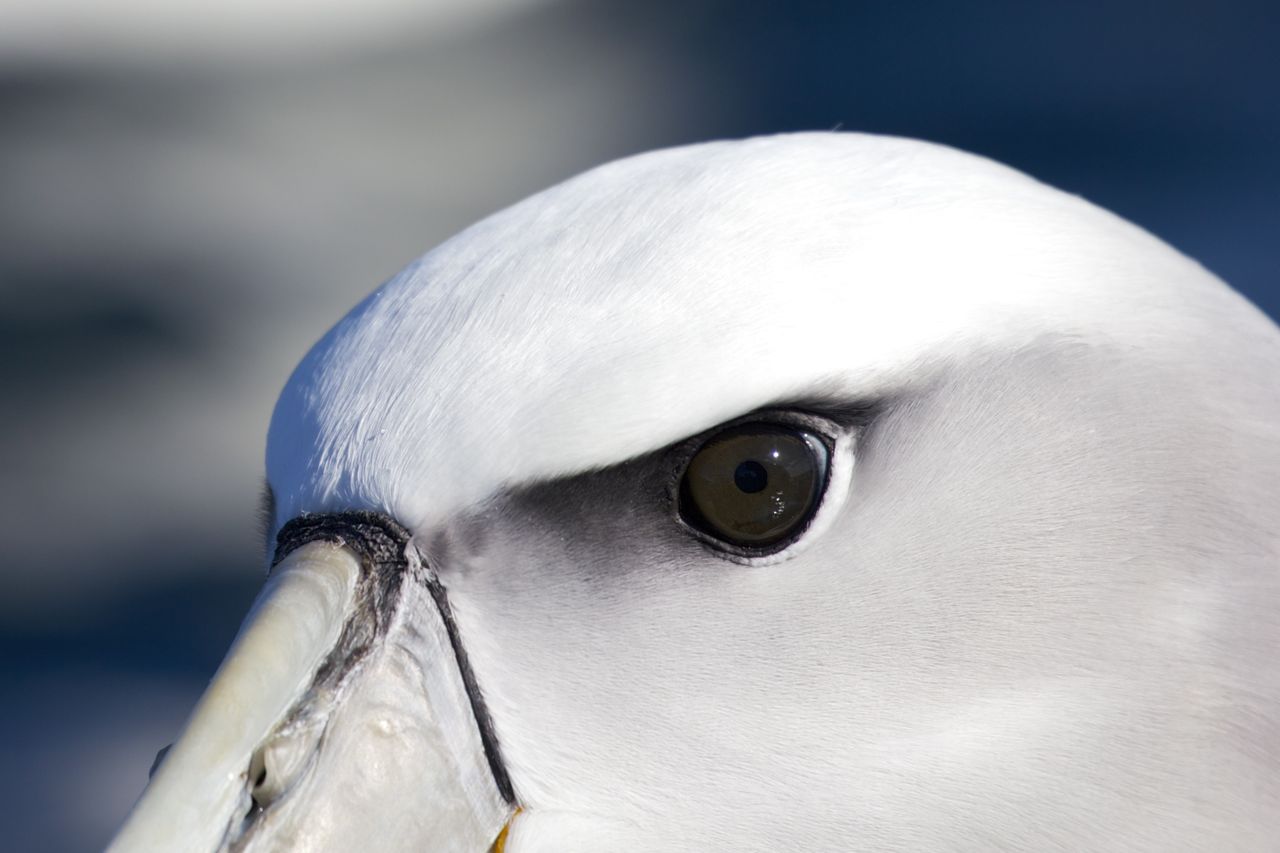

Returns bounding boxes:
[110,132,1280,852]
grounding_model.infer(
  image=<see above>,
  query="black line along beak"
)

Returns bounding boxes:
[109,511,517,853]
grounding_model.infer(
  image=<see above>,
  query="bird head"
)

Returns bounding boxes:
[110,133,1280,852]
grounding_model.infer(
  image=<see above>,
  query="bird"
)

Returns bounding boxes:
[110,132,1280,852]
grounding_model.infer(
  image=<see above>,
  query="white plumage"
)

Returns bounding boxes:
[124,133,1280,852]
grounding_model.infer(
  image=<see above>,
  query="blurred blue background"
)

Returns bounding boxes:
[2,1,1277,849]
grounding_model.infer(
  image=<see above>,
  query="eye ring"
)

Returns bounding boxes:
[675,420,833,556]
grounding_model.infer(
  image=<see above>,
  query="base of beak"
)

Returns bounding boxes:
[109,535,513,852]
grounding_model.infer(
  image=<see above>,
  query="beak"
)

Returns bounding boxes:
[108,514,515,853]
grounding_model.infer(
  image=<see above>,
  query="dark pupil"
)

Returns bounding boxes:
[733,459,769,494]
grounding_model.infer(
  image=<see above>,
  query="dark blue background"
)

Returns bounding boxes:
[2,2,1276,849]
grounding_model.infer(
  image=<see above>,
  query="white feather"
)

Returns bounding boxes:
[264,132,1280,851]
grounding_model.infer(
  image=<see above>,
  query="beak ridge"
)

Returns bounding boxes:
[109,521,513,853]
[110,541,361,853]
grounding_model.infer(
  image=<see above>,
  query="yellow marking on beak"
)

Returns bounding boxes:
[490,808,521,853]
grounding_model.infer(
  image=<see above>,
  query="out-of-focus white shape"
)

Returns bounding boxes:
[0,0,547,65]
[1,1,694,623]
[109,542,358,853]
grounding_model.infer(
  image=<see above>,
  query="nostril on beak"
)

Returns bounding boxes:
[246,721,323,814]
[247,749,269,813]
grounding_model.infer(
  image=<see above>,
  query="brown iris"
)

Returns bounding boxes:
[678,423,828,549]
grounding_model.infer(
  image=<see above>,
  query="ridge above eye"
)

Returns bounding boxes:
[677,422,830,553]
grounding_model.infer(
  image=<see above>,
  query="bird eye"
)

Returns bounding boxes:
[678,423,830,551]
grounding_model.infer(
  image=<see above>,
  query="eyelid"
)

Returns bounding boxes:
[669,408,843,471]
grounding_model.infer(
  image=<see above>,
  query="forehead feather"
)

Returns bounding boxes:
[266,132,1218,531]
